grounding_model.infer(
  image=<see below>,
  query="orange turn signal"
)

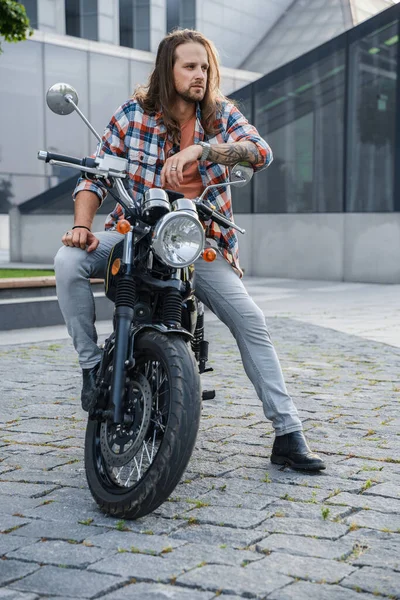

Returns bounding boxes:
[116,219,131,234]
[111,258,121,276]
[202,248,217,262]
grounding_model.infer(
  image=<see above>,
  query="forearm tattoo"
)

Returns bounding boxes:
[207,141,261,166]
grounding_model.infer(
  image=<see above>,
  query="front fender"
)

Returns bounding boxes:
[132,322,192,342]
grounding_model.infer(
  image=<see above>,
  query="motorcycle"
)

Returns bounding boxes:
[38,83,252,519]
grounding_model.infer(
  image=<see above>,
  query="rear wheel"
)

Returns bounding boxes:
[84,330,201,519]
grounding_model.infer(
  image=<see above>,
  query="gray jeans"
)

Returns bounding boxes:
[54,231,302,435]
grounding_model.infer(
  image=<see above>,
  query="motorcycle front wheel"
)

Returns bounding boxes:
[84,330,201,519]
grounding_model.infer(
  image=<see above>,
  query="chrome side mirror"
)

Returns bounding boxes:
[231,162,253,187]
[46,82,79,115]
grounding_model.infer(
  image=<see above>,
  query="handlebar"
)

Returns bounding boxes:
[37,150,244,234]
[37,151,97,169]
[195,201,245,235]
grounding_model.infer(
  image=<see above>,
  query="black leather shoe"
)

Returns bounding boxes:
[271,431,326,471]
[81,364,100,412]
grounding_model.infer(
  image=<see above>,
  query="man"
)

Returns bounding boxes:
[55,29,325,471]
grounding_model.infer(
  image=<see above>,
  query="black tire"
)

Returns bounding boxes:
[84,330,201,519]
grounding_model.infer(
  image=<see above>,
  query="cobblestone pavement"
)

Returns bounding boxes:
[0,296,399,599]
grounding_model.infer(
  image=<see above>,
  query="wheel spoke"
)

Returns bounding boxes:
[150,429,157,462]
[96,352,170,490]
[134,456,141,481]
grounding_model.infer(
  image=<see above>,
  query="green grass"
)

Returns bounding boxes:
[0,269,54,279]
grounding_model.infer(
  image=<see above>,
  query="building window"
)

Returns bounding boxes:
[19,0,38,29]
[119,0,150,51]
[167,0,196,33]
[252,43,345,214]
[347,20,398,211]
[65,0,98,41]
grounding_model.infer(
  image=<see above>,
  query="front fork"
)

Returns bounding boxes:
[110,231,136,424]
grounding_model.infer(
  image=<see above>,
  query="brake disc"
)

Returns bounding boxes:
[100,372,153,467]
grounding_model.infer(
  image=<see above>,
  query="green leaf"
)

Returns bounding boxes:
[0,0,34,54]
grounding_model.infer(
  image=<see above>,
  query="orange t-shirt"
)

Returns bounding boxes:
[164,114,204,199]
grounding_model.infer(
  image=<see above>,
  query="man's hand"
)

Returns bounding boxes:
[161,144,202,189]
[62,227,99,253]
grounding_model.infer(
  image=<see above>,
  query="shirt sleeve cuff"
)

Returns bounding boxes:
[73,179,106,206]
[246,135,273,172]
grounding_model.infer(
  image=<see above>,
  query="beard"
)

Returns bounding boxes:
[176,86,205,104]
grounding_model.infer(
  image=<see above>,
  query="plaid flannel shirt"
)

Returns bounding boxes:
[73,99,273,274]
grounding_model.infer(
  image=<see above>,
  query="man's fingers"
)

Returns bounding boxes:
[87,235,99,253]
[176,164,184,185]
[70,230,87,250]
[79,232,87,250]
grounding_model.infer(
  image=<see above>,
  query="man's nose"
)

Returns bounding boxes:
[194,67,205,79]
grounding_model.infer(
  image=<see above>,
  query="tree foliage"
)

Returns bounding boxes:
[0,0,33,54]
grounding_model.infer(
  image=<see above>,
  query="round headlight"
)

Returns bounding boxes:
[152,212,205,268]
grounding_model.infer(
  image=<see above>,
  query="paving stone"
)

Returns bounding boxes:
[0,515,30,534]
[170,524,265,548]
[0,590,39,600]
[254,483,331,503]
[90,530,187,554]
[20,500,110,523]
[198,489,273,510]
[258,552,357,583]
[186,477,265,497]
[153,501,194,519]
[363,482,400,499]
[201,441,269,458]
[0,482,59,498]
[180,506,273,528]
[1,534,32,557]
[256,533,353,560]
[161,542,262,568]
[0,494,45,516]
[345,527,399,546]
[268,580,379,600]
[115,516,186,536]
[346,510,400,532]
[173,480,216,499]
[0,470,84,486]
[207,596,243,600]
[11,520,108,541]
[2,419,76,435]
[88,552,186,582]
[352,544,400,570]
[256,518,349,539]
[8,539,110,567]
[176,561,292,596]
[267,500,347,521]
[327,491,400,513]
[340,566,400,596]
[9,566,126,598]
[100,582,214,599]
[254,470,365,492]
[0,433,73,446]
[185,459,237,477]
[0,560,39,586]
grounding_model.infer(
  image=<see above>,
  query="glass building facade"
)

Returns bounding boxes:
[230,4,400,214]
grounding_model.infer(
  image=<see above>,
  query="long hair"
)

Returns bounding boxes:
[135,29,229,144]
